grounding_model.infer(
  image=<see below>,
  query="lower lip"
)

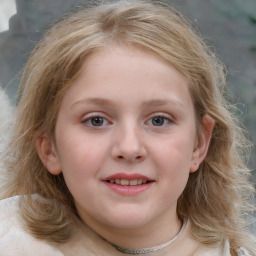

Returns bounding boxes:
[103,182,153,196]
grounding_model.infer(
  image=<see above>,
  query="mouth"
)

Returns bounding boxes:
[103,173,154,195]
[106,179,152,186]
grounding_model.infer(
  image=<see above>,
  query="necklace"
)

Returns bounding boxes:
[108,219,187,254]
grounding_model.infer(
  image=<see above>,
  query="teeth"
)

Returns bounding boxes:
[129,179,138,186]
[137,179,143,185]
[121,179,129,185]
[109,179,148,186]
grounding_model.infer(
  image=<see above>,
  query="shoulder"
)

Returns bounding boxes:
[192,240,231,256]
[193,239,252,256]
[236,247,251,256]
[0,196,64,256]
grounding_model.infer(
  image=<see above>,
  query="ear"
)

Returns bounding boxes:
[190,115,215,173]
[35,134,62,175]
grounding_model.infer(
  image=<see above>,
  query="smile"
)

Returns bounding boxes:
[103,173,154,196]
[108,179,149,186]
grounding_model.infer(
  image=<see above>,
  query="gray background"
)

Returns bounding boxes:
[1,0,256,165]
[0,0,255,233]
[2,0,255,171]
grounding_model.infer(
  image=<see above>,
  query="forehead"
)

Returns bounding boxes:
[59,45,193,112]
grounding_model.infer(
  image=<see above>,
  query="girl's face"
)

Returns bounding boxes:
[37,46,213,244]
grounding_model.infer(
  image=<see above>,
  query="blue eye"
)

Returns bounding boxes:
[82,116,110,127]
[147,116,171,126]
[90,117,105,126]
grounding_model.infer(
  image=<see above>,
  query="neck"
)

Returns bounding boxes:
[108,220,187,254]
[81,212,182,249]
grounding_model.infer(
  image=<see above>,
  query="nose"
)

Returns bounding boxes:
[111,123,147,163]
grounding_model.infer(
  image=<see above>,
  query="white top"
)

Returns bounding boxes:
[0,196,246,256]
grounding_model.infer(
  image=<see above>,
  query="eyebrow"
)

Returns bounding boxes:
[141,99,185,108]
[71,97,185,109]
[71,98,117,109]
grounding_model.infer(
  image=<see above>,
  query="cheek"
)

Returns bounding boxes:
[55,133,108,178]
[60,145,104,173]
[150,135,194,193]
[59,143,104,198]
[152,135,195,170]
[156,141,191,199]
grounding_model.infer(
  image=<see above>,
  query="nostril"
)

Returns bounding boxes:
[116,154,144,162]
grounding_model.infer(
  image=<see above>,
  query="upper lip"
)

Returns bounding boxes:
[103,173,153,181]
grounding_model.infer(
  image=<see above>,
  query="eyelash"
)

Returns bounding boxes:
[81,113,111,127]
[146,114,173,127]
[81,113,173,128]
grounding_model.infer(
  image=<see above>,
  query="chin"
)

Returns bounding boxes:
[104,211,151,229]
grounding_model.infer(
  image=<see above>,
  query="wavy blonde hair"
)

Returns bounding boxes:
[2,0,255,254]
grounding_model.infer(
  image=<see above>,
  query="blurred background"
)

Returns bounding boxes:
[0,1,255,172]
[0,0,255,234]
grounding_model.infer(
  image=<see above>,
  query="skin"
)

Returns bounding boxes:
[36,46,214,249]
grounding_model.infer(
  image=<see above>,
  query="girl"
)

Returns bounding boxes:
[0,0,255,255]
